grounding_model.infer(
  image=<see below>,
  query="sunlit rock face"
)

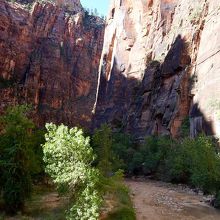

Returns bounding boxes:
[93,0,220,139]
[11,0,83,12]
[190,0,220,138]
[0,0,104,127]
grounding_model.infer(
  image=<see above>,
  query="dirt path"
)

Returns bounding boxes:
[126,179,220,220]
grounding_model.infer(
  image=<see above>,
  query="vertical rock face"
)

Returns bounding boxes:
[190,0,220,138]
[0,0,104,127]
[1,0,220,138]
[94,0,220,139]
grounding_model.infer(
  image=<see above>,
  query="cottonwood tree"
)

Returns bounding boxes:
[43,123,102,220]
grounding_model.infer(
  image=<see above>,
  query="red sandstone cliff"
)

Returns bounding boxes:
[93,0,220,139]
[1,0,220,138]
[0,0,104,127]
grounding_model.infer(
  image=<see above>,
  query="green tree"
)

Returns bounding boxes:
[189,136,220,193]
[43,123,102,220]
[94,8,99,16]
[0,105,35,214]
[93,124,114,176]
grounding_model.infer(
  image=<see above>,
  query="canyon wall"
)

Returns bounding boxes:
[0,0,104,127]
[93,0,220,139]
[1,0,220,138]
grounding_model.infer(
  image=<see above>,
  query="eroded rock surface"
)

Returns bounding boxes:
[93,0,220,139]
[1,0,220,137]
[0,0,104,127]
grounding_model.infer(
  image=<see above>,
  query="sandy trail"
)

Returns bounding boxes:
[126,179,220,220]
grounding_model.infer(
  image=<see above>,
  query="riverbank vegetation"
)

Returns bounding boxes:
[109,120,220,208]
[1,104,220,219]
[0,105,135,219]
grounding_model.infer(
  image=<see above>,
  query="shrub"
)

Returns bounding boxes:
[213,191,220,208]
[28,129,46,180]
[179,117,190,138]
[106,206,136,220]
[141,136,172,176]
[93,124,113,176]
[111,131,220,196]
[93,124,127,175]
[43,123,102,220]
[92,125,136,218]
[189,136,220,193]
[0,105,35,214]
[0,77,15,89]
[124,136,172,176]
[164,135,220,193]
[104,172,136,220]
[112,132,135,172]
[165,138,194,183]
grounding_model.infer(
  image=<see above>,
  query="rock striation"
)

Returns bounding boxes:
[1,0,220,139]
[0,0,104,127]
[93,0,220,139]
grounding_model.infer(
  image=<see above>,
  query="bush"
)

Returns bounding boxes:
[112,132,135,173]
[0,105,36,214]
[165,138,194,183]
[141,136,172,176]
[92,125,136,218]
[213,191,220,208]
[104,172,136,220]
[93,124,127,175]
[28,129,45,179]
[188,136,220,193]
[93,124,113,176]
[0,77,15,89]
[163,136,220,193]
[120,136,172,176]
[43,123,102,220]
[110,130,220,196]
[106,206,136,220]
[179,117,190,138]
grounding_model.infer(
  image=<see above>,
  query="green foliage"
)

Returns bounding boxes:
[163,136,220,193]
[0,77,15,89]
[28,129,45,178]
[111,134,172,176]
[106,206,136,220]
[103,171,136,220]
[109,129,220,196]
[127,134,220,194]
[213,191,220,208]
[92,125,135,218]
[140,136,172,176]
[0,105,40,214]
[92,124,125,177]
[188,136,220,193]
[93,124,114,176]
[43,123,102,220]
[112,132,135,172]
[180,117,190,138]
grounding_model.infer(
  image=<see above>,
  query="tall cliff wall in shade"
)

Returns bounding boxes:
[0,0,104,127]
[93,0,220,140]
